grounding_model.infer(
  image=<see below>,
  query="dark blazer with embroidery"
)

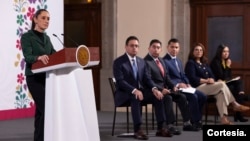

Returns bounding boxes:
[185,59,215,87]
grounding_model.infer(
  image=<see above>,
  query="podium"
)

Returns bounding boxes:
[31,45,100,141]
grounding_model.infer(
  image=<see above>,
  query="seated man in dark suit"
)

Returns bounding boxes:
[144,39,200,134]
[162,38,207,129]
[113,36,172,140]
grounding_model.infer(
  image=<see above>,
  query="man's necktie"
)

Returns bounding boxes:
[155,59,165,77]
[173,58,180,72]
[131,59,138,79]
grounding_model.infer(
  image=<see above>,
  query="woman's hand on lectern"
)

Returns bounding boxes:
[37,55,49,65]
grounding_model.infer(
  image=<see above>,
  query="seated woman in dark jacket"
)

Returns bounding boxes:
[184,43,250,125]
[210,44,248,122]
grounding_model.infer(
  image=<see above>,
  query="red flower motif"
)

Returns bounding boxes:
[17,73,25,84]
[27,7,35,21]
[16,39,21,50]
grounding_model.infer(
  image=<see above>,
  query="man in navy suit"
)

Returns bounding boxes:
[144,39,199,134]
[113,36,172,140]
[162,38,207,130]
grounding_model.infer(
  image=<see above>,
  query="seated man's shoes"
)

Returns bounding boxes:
[193,121,203,130]
[183,124,200,131]
[168,126,181,135]
[156,128,173,137]
[134,130,148,140]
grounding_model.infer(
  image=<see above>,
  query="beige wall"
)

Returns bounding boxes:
[100,0,173,111]
[117,0,172,58]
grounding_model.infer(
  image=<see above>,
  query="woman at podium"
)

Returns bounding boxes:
[21,9,56,141]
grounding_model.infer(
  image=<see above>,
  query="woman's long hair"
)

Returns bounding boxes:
[212,44,229,62]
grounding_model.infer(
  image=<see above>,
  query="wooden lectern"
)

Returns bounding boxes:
[31,45,100,141]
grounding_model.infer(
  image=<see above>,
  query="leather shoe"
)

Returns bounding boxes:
[183,124,200,131]
[221,116,234,125]
[193,122,202,130]
[233,105,250,112]
[134,130,148,140]
[222,121,234,125]
[156,128,173,137]
[168,126,181,135]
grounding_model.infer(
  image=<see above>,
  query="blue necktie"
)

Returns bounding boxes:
[131,59,138,79]
[173,58,180,72]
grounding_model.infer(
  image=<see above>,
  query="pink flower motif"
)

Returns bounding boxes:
[27,7,35,21]
[16,39,21,50]
[30,102,35,107]
[17,73,25,84]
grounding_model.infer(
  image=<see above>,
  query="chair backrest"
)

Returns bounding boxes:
[108,77,116,97]
[109,77,129,107]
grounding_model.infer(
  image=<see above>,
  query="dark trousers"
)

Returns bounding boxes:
[164,93,190,125]
[227,79,247,117]
[227,79,244,103]
[26,73,46,141]
[131,89,166,132]
[182,90,207,123]
[143,90,166,130]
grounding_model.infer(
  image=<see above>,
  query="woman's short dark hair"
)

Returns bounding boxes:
[188,42,208,63]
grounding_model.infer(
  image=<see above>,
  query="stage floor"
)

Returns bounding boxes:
[0,111,249,141]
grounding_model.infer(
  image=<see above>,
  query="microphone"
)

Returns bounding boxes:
[52,33,64,47]
[61,33,79,47]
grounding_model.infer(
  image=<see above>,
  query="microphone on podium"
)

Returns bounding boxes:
[52,33,64,47]
[61,33,79,47]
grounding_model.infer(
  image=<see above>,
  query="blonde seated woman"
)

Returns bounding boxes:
[184,43,250,125]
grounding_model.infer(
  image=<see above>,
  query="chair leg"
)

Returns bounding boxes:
[112,107,117,136]
[145,106,148,135]
[205,104,208,125]
[152,105,154,130]
[126,106,129,133]
[214,109,219,124]
[175,104,178,126]
[214,114,216,124]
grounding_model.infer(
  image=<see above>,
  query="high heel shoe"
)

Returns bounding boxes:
[234,114,249,122]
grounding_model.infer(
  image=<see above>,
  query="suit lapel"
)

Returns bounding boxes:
[135,57,141,80]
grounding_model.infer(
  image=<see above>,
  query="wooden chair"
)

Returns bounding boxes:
[108,77,154,136]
